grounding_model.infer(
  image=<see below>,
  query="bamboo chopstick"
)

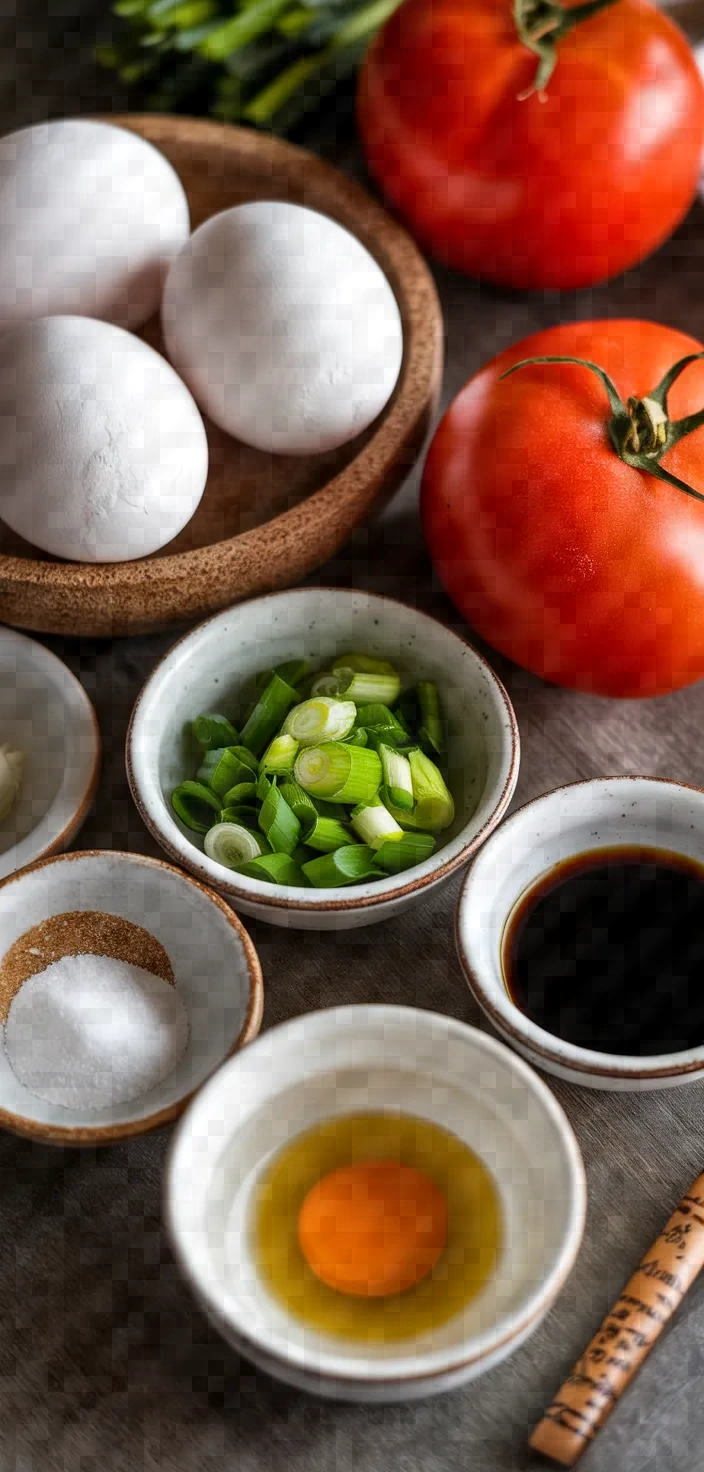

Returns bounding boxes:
[530,1170,704,1466]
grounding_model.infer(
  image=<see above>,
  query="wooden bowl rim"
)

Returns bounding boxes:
[0,848,264,1146]
[0,113,442,595]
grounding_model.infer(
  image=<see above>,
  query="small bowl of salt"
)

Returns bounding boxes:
[0,849,263,1145]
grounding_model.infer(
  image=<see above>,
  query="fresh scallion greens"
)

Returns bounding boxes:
[171,780,223,833]
[205,822,270,867]
[171,651,458,887]
[302,845,381,887]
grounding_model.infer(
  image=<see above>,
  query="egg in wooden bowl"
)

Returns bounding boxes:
[164,1005,585,1400]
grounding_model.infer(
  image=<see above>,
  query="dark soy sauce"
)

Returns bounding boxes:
[503,847,704,1056]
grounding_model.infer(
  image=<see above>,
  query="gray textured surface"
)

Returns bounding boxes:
[2,6,704,1469]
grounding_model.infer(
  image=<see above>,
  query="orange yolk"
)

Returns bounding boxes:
[297,1160,448,1298]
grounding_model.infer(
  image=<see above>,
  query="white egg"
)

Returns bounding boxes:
[0,119,190,330]
[161,200,404,455]
[0,316,209,563]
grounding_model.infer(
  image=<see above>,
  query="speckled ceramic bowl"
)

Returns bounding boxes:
[127,588,520,930]
[165,1005,586,1401]
[456,776,704,1091]
[0,626,100,879]
[0,850,263,1145]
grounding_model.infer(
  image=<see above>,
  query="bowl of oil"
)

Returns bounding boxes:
[164,1004,586,1401]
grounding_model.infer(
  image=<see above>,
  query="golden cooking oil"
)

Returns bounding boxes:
[253,1112,502,1343]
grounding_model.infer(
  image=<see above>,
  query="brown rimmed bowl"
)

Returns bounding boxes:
[126,587,520,931]
[456,775,704,1092]
[0,849,263,1145]
[0,114,443,638]
[164,1005,585,1400]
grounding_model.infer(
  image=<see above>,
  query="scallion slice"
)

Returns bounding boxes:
[220,803,261,827]
[378,743,414,812]
[375,832,436,873]
[408,749,455,831]
[302,845,381,887]
[205,822,269,868]
[417,681,446,757]
[343,727,368,747]
[260,733,299,777]
[254,659,308,695]
[196,745,257,798]
[258,779,301,855]
[171,781,222,833]
[331,654,397,677]
[279,781,317,824]
[300,812,358,853]
[240,673,298,757]
[221,781,257,807]
[283,697,356,745]
[350,797,404,850]
[237,853,304,885]
[310,672,342,697]
[294,743,381,804]
[193,713,240,750]
[354,704,408,746]
[332,668,402,707]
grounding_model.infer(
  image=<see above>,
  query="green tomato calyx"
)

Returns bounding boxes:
[500,352,704,503]
[514,0,622,98]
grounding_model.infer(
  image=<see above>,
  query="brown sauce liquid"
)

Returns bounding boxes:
[503,847,704,1056]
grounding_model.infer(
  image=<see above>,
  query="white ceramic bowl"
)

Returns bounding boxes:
[127,588,519,929]
[456,776,704,1091]
[0,850,263,1145]
[0,626,100,879]
[165,1004,585,1402]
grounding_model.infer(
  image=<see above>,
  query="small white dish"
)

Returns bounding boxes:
[165,1004,585,1402]
[456,775,704,1091]
[0,849,263,1145]
[0,626,100,878]
[127,588,519,930]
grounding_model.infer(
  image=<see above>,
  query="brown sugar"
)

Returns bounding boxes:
[0,911,174,1022]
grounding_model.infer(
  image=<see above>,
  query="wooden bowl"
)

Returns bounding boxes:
[0,115,443,638]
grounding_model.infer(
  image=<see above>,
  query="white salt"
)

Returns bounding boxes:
[4,953,190,1111]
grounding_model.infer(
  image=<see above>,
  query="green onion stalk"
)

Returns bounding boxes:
[98,0,405,134]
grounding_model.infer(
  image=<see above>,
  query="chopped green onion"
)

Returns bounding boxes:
[240,672,298,756]
[197,745,258,796]
[375,833,436,873]
[274,659,308,688]
[354,704,408,745]
[408,749,455,831]
[310,672,343,697]
[294,742,381,803]
[237,853,304,885]
[395,689,420,735]
[171,781,222,833]
[256,769,272,802]
[378,743,414,812]
[193,713,240,750]
[205,822,269,867]
[302,845,381,887]
[343,727,368,747]
[221,781,257,807]
[279,781,317,824]
[261,733,299,777]
[283,697,356,745]
[258,779,301,854]
[220,803,261,827]
[332,668,402,707]
[300,812,358,853]
[331,653,397,676]
[417,681,446,757]
[350,797,404,850]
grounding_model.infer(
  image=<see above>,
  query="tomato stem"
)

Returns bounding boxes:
[513,0,623,96]
[500,353,704,503]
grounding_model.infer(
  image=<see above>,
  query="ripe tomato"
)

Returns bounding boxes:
[420,320,704,697]
[357,0,704,289]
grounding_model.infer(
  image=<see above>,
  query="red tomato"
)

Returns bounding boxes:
[357,0,704,289]
[420,320,704,697]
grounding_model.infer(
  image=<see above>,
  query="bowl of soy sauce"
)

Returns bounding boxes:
[455,776,704,1091]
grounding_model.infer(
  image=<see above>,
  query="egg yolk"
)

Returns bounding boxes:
[297,1160,448,1298]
